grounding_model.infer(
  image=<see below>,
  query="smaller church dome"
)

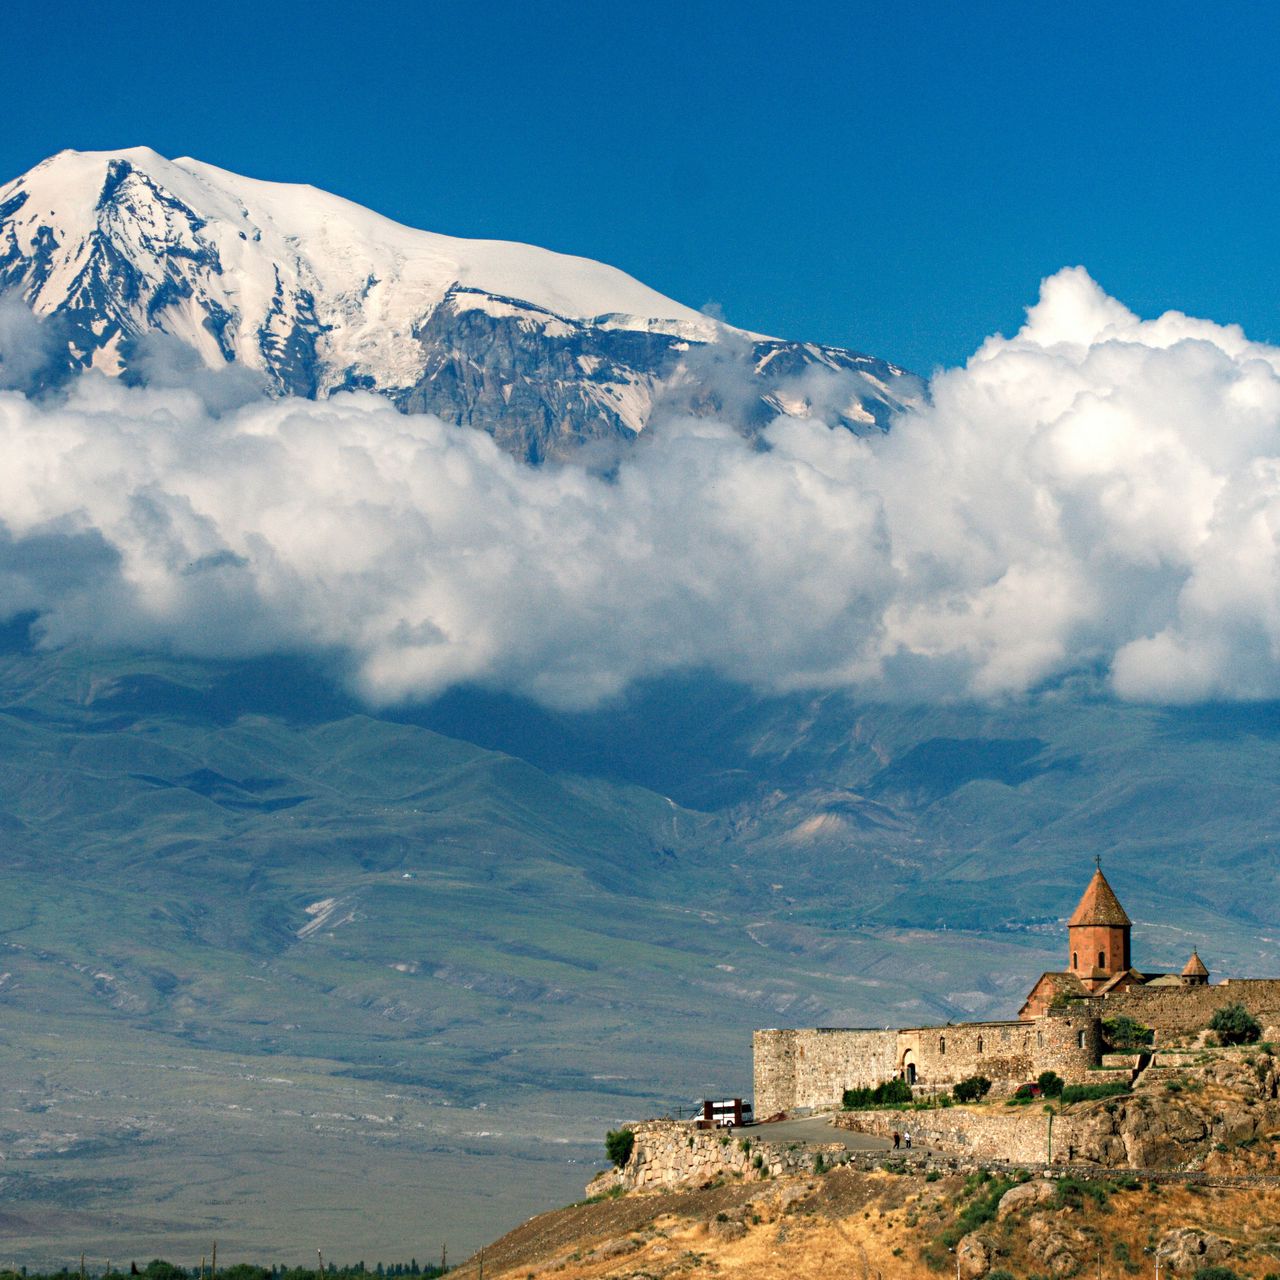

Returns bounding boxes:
[1182,948,1209,981]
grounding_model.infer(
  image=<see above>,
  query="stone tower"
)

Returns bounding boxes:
[1068,861,1132,991]
[1181,948,1209,985]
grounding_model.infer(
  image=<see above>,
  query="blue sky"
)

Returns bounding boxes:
[4,0,1277,372]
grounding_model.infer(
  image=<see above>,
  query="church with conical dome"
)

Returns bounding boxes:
[1019,862,1210,1018]
[754,862,1280,1118]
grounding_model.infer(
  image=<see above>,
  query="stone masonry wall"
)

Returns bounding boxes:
[753,1028,897,1118]
[1101,980,1280,1039]
[835,1106,1092,1165]
[898,1014,1100,1093]
[586,1119,844,1195]
[754,1016,1101,1115]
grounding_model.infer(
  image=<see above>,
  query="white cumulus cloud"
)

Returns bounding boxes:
[3,266,1280,708]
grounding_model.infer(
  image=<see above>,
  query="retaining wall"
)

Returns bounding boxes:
[834,1106,1088,1165]
[587,1119,843,1195]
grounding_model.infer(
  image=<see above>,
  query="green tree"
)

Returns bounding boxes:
[1103,1015,1154,1049]
[1037,1070,1064,1097]
[142,1265,187,1280]
[953,1075,992,1103]
[605,1126,635,1167]
[1209,1004,1261,1045]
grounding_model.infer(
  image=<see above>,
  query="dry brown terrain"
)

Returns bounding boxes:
[449,1165,1280,1280]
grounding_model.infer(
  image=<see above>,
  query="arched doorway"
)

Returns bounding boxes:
[901,1050,917,1086]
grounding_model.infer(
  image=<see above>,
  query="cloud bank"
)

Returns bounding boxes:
[3,267,1280,709]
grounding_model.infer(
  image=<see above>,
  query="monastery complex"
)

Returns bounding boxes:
[753,863,1280,1117]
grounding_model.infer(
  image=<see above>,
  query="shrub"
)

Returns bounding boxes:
[953,1075,992,1103]
[1103,1015,1154,1050]
[939,1175,1014,1247]
[1052,1176,1110,1210]
[842,1078,914,1109]
[1192,1268,1243,1280]
[989,1272,1016,1280]
[1209,1004,1262,1045]
[605,1127,635,1168]
[1060,1081,1130,1104]
[1038,1070,1065,1097]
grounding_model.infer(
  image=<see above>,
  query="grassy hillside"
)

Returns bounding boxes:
[3,641,1280,1262]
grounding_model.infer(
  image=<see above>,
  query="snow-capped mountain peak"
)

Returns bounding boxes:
[0,148,916,461]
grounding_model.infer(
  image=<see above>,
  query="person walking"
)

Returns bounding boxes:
[903,1130,912,1150]
[892,1130,900,1150]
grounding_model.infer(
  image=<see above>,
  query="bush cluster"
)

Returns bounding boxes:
[605,1126,635,1167]
[1103,1015,1154,1050]
[1037,1070,1064,1097]
[1209,1004,1262,1045]
[1060,1081,1130,1104]
[842,1078,914,1109]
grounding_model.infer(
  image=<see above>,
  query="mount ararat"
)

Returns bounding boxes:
[0,148,916,460]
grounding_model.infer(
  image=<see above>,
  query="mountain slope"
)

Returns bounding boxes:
[0,148,917,459]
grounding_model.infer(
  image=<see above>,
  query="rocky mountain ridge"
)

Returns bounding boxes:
[0,148,918,460]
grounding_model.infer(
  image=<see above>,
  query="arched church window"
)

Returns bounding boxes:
[1078,1030,1086,1048]
[976,1035,983,1053]
[1072,951,1078,969]
[1098,950,1106,968]
[939,1035,946,1055]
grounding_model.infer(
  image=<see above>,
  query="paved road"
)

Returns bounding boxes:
[741,1113,893,1151]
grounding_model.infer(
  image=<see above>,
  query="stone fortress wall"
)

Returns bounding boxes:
[753,1028,897,1118]
[1102,979,1280,1039]
[754,1014,1100,1117]
[897,1012,1100,1090]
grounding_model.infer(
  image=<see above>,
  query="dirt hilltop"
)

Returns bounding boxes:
[451,1046,1280,1279]
[448,1167,1280,1279]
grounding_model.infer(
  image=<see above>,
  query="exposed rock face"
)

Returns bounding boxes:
[1156,1227,1232,1273]
[1069,1050,1280,1168]
[1027,1213,1095,1276]
[396,291,911,462]
[997,1179,1056,1218]
[956,1231,993,1279]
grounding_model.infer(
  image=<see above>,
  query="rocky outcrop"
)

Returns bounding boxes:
[399,293,914,463]
[997,1178,1056,1217]
[1026,1214,1096,1276]
[956,1232,994,1279]
[1156,1227,1233,1273]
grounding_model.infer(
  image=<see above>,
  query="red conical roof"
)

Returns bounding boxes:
[1068,866,1132,928]
[1182,948,1208,978]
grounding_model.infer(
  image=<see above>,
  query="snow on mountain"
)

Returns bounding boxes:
[0,148,918,460]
